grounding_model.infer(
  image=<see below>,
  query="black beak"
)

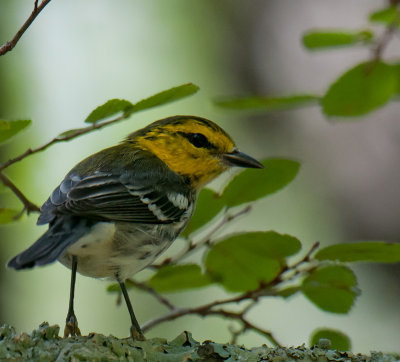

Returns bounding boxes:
[222,150,264,169]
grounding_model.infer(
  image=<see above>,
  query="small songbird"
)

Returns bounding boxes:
[8,115,263,340]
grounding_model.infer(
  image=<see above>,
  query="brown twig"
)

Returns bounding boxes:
[372,5,400,60]
[128,280,175,311]
[0,112,128,211]
[0,0,53,57]
[154,205,252,268]
[141,302,281,346]
[140,242,319,343]
[0,114,126,172]
[269,241,320,286]
[0,172,40,213]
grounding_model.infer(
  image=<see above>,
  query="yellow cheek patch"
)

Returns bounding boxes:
[137,133,227,188]
[133,117,235,189]
[162,120,235,153]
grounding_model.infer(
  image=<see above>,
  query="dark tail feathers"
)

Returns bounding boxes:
[8,216,91,270]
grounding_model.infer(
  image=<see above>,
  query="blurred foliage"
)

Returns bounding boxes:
[302,30,373,49]
[216,5,400,119]
[2,1,400,351]
[310,328,351,351]
[0,120,31,144]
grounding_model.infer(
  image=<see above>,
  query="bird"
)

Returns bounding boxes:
[8,115,263,340]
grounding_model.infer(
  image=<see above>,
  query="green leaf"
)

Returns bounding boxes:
[85,99,133,123]
[84,84,199,124]
[0,183,8,193]
[56,128,86,139]
[221,158,300,207]
[322,61,398,117]
[148,264,212,292]
[215,94,319,111]
[302,265,359,314]
[0,208,20,224]
[315,242,400,263]
[106,279,136,293]
[302,30,373,50]
[106,283,120,293]
[127,83,200,115]
[181,188,225,237]
[310,328,351,351]
[277,286,301,299]
[0,120,31,144]
[205,231,301,292]
[369,7,400,26]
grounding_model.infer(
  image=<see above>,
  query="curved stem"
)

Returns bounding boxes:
[0,0,53,57]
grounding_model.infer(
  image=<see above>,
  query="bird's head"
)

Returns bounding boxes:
[127,115,263,189]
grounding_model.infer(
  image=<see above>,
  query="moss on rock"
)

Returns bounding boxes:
[1,323,399,361]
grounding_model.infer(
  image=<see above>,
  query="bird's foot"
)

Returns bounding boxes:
[64,313,81,338]
[130,325,145,341]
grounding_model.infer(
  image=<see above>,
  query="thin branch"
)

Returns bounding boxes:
[129,280,176,311]
[229,324,244,345]
[0,114,126,172]
[239,316,281,347]
[0,172,40,213]
[0,114,123,210]
[271,241,320,285]
[0,0,53,57]
[142,305,281,346]
[140,243,319,341]
[155,205,252,268]
[372,5,400,60]
[290,241,320,269]
[141,286,274,333]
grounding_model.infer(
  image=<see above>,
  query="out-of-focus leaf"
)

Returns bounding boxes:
[205,232,301,292]
[0,208,19,224]
[56,128,86,139]
[302,30,373,50]
[315,242,400,263]
[0,120,31,144]
[181,188,225,237]
[215,94,319,111]
[148,264,212,292]
[84,99,133,124]
[277,286,301,299]
[302,265,359,314]
[221,158,300,207]
[310,328,351,351]
[107,284,120,293]
[127,83,200,115]
[369,6,400,26]
[106,279,137,293]
[322,61,397,117]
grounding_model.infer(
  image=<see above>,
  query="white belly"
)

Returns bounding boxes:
[58,221,180,280]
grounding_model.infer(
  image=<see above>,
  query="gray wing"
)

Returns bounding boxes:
[38,171,191,225]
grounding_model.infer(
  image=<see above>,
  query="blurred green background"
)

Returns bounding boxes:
[1,0,400,353]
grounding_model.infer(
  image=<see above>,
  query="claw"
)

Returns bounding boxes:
[64,313,81,338]
[130,325,145,341]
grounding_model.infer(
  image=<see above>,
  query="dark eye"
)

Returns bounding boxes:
[180,132,215,149]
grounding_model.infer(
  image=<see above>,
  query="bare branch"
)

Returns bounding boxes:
[155,205,252,268]
[0,114,126,172]
[142,305,281,346]
[139,243,319,342]
[0,113,129,213]
[372,5,400,60]
[0,0,53,57]
[0,172,40,213]
[129,280,176,311]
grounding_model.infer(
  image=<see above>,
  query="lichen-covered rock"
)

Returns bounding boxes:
[0,323,399,361]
